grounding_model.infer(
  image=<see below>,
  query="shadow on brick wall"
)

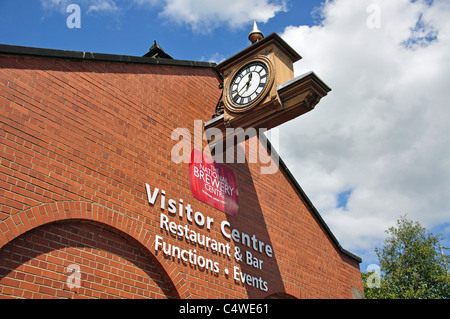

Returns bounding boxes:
[220,140,291,299]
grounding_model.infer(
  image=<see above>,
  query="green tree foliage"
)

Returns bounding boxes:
[363,216,449,299]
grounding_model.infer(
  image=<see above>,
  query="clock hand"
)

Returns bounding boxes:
[247,72,253,88]
[238,72,253,94]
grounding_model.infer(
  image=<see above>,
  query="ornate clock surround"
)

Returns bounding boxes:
[205,30,331,145]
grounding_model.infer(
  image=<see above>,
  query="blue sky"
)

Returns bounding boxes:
[0,0,323,62]
[1,0,449,274]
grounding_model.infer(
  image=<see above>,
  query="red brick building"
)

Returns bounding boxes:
[0,42,363,299]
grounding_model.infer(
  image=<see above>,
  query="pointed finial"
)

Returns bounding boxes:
[143,40,173,59]
[248,21,264,44]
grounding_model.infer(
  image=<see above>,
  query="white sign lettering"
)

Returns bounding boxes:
[145,183,272,292]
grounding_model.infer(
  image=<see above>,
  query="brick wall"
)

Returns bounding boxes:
[0,52,362,299]
[0,221,177,298]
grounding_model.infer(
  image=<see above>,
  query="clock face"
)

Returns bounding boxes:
[229,61,269,107]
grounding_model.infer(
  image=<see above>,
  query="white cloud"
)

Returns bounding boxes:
[87,0,119,13]
[278,0,450,264]
[40,0,120,14]
[40,0,72,13]
[135,0,287,32]
[201,52,226,64]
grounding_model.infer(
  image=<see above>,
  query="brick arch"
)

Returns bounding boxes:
[0,201,191,299]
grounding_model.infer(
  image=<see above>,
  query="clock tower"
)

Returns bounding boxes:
[205,23,331,139]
